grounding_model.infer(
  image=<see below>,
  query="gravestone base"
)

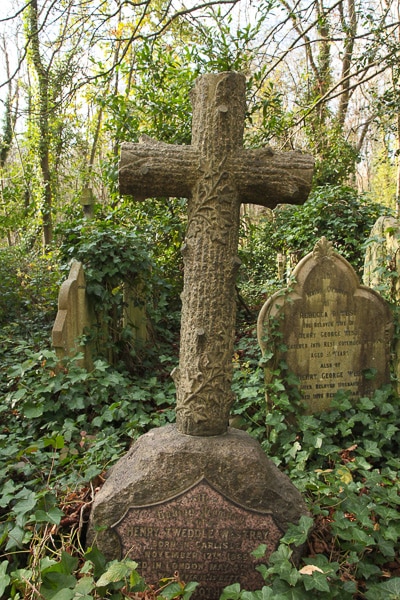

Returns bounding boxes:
[88,424,308,599]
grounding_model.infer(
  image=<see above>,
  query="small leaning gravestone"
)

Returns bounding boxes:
[88,72,314,599]
[52,260,93,370]
[258,237,393,414]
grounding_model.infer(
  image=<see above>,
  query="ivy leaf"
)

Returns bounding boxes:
[270,577,309,599]
[84,546,107,579]
[96,560,138,587]
[74,576,95,595]
[365,577,400,599]
[0,561,11,597]
[159,582,183,599]
[281,516,314,546]
[5,525,26,550]
[220,583,241,600]
[22,401,44,418]
[40,573,77,599]
[337,466,353,484]
[43,435,65,450]
[47,589,75,600]
[301,569,330,592]
[252,544,267,559]
[13,489,37,523]
[241,588,274,600]
[182,581,199,597]
[33,506,64,524]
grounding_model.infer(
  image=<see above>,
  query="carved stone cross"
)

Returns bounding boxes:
[119,72,314,437]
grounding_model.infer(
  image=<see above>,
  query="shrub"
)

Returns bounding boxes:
[238,185,389,307]
[0,247,60,331]
[56,216,181,372]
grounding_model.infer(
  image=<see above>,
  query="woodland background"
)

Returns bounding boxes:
[0,0,400,247]
[0,1,399,599]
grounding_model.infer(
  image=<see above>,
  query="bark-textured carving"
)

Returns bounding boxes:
[119,72,314,436]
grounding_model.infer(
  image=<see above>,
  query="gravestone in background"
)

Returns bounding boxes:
[52,263,148,369]
[80,186,95,219]
[88,72,314,599]
[52,260,93,370]
[363,215,400,297]
[363,215,400,392]
[258,237,393,413]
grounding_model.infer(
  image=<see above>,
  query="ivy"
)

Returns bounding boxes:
[238,185,390,307]
[1,182,399,598]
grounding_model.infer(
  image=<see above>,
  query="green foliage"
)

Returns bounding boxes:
[56,214,181,371]
[246,77,295,148]
[0,542,197,599]
[307,121,360,187]
[100,39,196,148]
[1,347,176,474]
[238,185,390,307]
[0,338,178,597]
[0,163,31,245]
[275,185,387,272]
[191,9,267,74]
[0,245,60,330]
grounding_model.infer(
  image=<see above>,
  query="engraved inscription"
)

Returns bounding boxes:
[283,286,389,411]
[112,479,282,599]
[293,305,363,403]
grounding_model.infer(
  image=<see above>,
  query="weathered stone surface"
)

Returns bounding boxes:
[88,72,312,596]
[52,260,93,370]
[258,237,393,413]
[80,186,95,219]
[119,72,314,436]
[88,425,308,599]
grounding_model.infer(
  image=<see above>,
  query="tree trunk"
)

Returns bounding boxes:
[28,0,53,246]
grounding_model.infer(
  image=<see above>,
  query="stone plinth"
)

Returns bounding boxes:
[88,425,308,599]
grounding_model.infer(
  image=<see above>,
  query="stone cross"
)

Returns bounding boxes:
[119,72,314,436]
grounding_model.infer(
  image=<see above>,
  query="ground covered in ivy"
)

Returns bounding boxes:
[0,311,399,599]
[0,197,399,599]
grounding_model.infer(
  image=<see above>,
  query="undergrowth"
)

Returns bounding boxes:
[0,205,399,598]
[1,316,399,598]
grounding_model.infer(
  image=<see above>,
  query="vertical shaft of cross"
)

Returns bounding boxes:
[172,73,246,436]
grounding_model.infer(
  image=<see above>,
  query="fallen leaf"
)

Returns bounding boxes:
[299,564,324,575]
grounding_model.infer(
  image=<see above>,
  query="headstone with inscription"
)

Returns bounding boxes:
[88,72,314,598]
[258,237,393,413]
